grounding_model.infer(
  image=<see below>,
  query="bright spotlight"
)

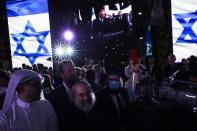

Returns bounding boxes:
[138,12,142,15]
[66,47,73,55]
[55,47,64,56]
[64,30,74,41]
[139,36,144,40]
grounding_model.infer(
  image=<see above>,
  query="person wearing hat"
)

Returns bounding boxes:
[0,69,58,131]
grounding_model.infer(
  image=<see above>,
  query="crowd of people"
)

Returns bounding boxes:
[0,53,197,131]
[92,8,132,38]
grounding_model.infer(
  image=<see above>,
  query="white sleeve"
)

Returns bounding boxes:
[125,66,132,78]
[44,101,58,131]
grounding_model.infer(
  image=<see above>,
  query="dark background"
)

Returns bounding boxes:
[0,0,172,68]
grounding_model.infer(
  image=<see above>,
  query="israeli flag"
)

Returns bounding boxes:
[171,0,197,62]
[7,0,53,68]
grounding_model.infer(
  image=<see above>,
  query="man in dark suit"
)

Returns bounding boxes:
[48,60,77,131]
[68,80,108,131]
[114,11,130,33]
[95,64,130,131]
[92,9,111,37]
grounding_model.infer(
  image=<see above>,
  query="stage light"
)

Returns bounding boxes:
[53,40,78,61]
[138,12,142,15]
[65,47,73,55]
[139,36,144,40]
[64,30,74,41]
[55,47,64,56]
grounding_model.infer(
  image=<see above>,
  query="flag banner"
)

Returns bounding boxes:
[145,26,152,56]
[171,0,197,62]
[6,0,53,68]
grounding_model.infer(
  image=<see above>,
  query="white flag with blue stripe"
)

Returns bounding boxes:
[7,0,53,68]
[171,0,197,62]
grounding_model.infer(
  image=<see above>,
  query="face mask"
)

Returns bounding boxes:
[108,81,120,90]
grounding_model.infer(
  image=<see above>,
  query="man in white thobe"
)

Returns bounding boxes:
[0,69,58,131]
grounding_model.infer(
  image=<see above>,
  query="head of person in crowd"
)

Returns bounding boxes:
[42,74,54,95]
[3,69,42,111]
[118,11,122,16]
[22,63,26,69]
[106,64,123,91]
[168,54,176,65]
[118,11,122,19]
[48,67,54,78]
[75,67,82,79]
[188,55,197,71]
[93,64,100,82]
[99,9,106,19]
[112,13,116,19]
[93,64,100,73]
[89,59,94,66]
[70,80,96,112]
[37,63,44,73]
[181,58,186,64]
[32,64,38,72]
[99,60,106,74]
[58,60,77,86]
[81,68,87,79]
[42,66,49,74]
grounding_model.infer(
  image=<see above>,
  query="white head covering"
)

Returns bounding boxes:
[2,69,41,112]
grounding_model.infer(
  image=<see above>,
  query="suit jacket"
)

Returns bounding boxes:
[92,18,111,36]
[95,87,130,130]
[48,84,73,131]
[69,103,113,131]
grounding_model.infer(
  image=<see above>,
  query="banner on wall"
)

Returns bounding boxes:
[6,0,53,68]
[171,0,197,62]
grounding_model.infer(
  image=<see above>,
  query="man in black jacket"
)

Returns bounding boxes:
[95,64,130,131]
[48,60,77,131]
[68,80,106,131]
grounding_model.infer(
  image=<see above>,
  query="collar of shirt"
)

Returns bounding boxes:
[63,81,71,94]
[99,18,104,22]
[16,98,30,109]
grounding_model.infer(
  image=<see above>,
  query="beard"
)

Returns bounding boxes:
[73,93,96,112]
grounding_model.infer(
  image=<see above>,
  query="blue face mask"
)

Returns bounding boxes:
[108,81,120,90]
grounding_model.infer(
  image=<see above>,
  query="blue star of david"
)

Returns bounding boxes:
[174,10,197,44]
[11,20,51,65]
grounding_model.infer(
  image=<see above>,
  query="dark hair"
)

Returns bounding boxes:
[58,60,75,74]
